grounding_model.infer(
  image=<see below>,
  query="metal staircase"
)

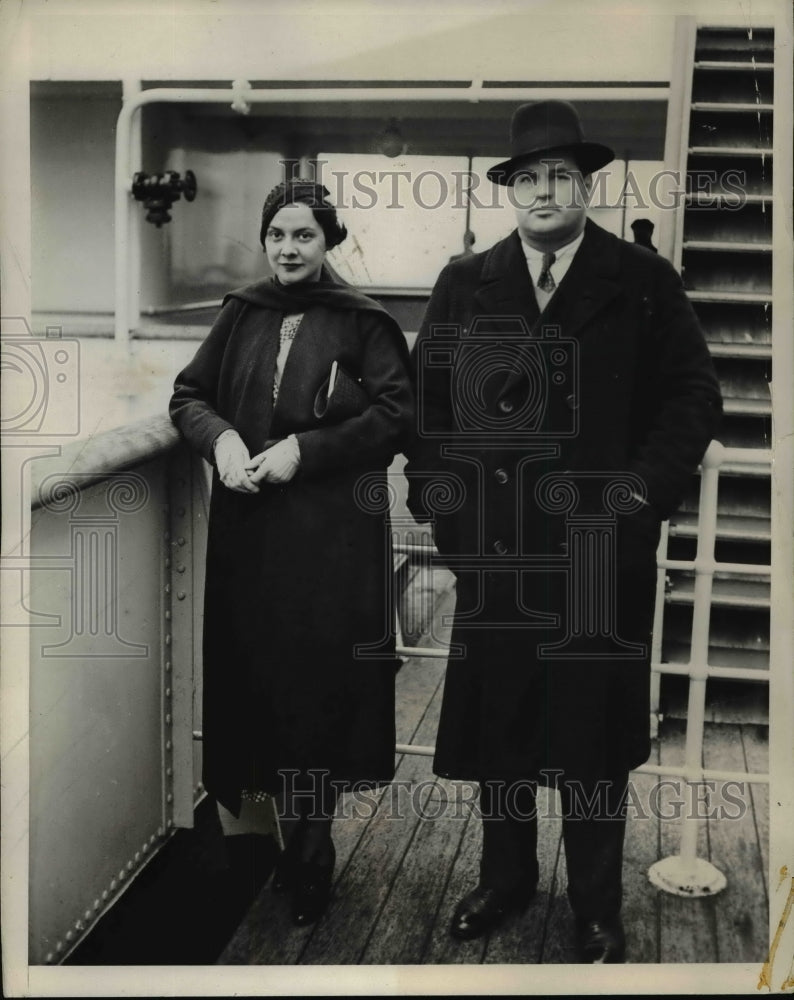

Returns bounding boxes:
[662,25,774,706]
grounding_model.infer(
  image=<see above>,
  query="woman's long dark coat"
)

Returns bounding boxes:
[406,220,722,787]
[170,280,414,814]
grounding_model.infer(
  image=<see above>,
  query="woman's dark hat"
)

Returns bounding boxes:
[487,100,615,186]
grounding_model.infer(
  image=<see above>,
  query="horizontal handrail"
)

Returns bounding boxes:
[30,414,180,510]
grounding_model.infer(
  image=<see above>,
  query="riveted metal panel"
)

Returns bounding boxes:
[168,444,209,826]
[28,457,170,964]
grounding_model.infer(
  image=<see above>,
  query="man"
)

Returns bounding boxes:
[405,100,721,963]
[631,217,658,252]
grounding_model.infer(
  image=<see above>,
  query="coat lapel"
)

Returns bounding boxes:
[495,220,623,400]
[542,219,623,339]
[473,230,540,329]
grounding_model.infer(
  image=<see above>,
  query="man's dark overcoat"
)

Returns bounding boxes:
[406,219,722,787]
[170,278,414,814]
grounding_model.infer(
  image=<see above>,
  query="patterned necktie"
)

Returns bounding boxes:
[537,252,557,293]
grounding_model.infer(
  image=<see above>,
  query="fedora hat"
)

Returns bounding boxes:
[487,100,615,186]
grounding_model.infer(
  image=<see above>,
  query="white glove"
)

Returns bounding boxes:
[246,435,301,485]
[213,429,259,494]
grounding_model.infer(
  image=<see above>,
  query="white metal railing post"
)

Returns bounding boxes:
[649,519,671,734]
[648,439,728,896]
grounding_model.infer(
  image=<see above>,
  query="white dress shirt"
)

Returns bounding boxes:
[521,229,585,312]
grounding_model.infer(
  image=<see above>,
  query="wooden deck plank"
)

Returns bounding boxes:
[360,777,473,964]
[483,786,564,965]
[621,742,662,963]
[537,812,579,964]
[297,682,446,964]
[217,790,385,965]
[658,718,718,963]
[420,801,488,964]
[394,642,447,744]
[703,722,768,962]
[740,723,770,898]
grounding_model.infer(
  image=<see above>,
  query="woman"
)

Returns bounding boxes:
[169,179,414,925]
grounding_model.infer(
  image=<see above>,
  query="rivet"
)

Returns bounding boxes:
[75,919,84,931]
[166,793,173,803]
[165,610,171,621]
[65,930,74,942]
[165,740,172,751]
[197,781,204,791]
[45,952,54,964]
[165,661,172,672]
[142,841,149,854]
[109,880,117,891]
[165,634,171,646]
[150,833,157,845]
[167,818,174,829]
[119,868,126,880]
[177,564,186,573]
[177,537,186,546]
[177,591,186,601]
[127,859,134,871]
[165,687,172,698]
[165,713,172,725]
[93,898,100,910]
[134,851,141,863]
[157,826,165,837]
[166,767,173,777]
[55,941,63,953]
[84,909,91,921]
[165,583,171,594]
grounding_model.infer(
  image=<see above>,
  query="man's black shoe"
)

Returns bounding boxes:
[576,916,626,963]
[450,882,536,940]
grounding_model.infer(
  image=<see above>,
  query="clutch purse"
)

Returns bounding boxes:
[313,360,369,422]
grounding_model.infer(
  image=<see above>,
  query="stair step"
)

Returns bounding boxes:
[662,645,769,675]
[689,146,772,157]
[663,608,770,655]
[722,397,771,417]
[670,513,770,542]
[691,102,774,112]
[686,193,772,206]
[683,240,773,253]
[694,61,774,70]
[687,290,772,304]
[665,575,770,609]
[707,342,771,359]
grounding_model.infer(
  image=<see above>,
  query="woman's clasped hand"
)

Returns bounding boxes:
[212,429,301,491]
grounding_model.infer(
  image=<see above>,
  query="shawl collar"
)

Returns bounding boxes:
[223,267,397,322]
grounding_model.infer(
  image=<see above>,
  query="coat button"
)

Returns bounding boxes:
[565,393,578,410]
[498,399,514,414]
[494,468,509,484]
[493,539,508,555]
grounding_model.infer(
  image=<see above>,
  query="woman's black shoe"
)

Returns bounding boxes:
[271,825,305,893]
[291,842,336,927]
